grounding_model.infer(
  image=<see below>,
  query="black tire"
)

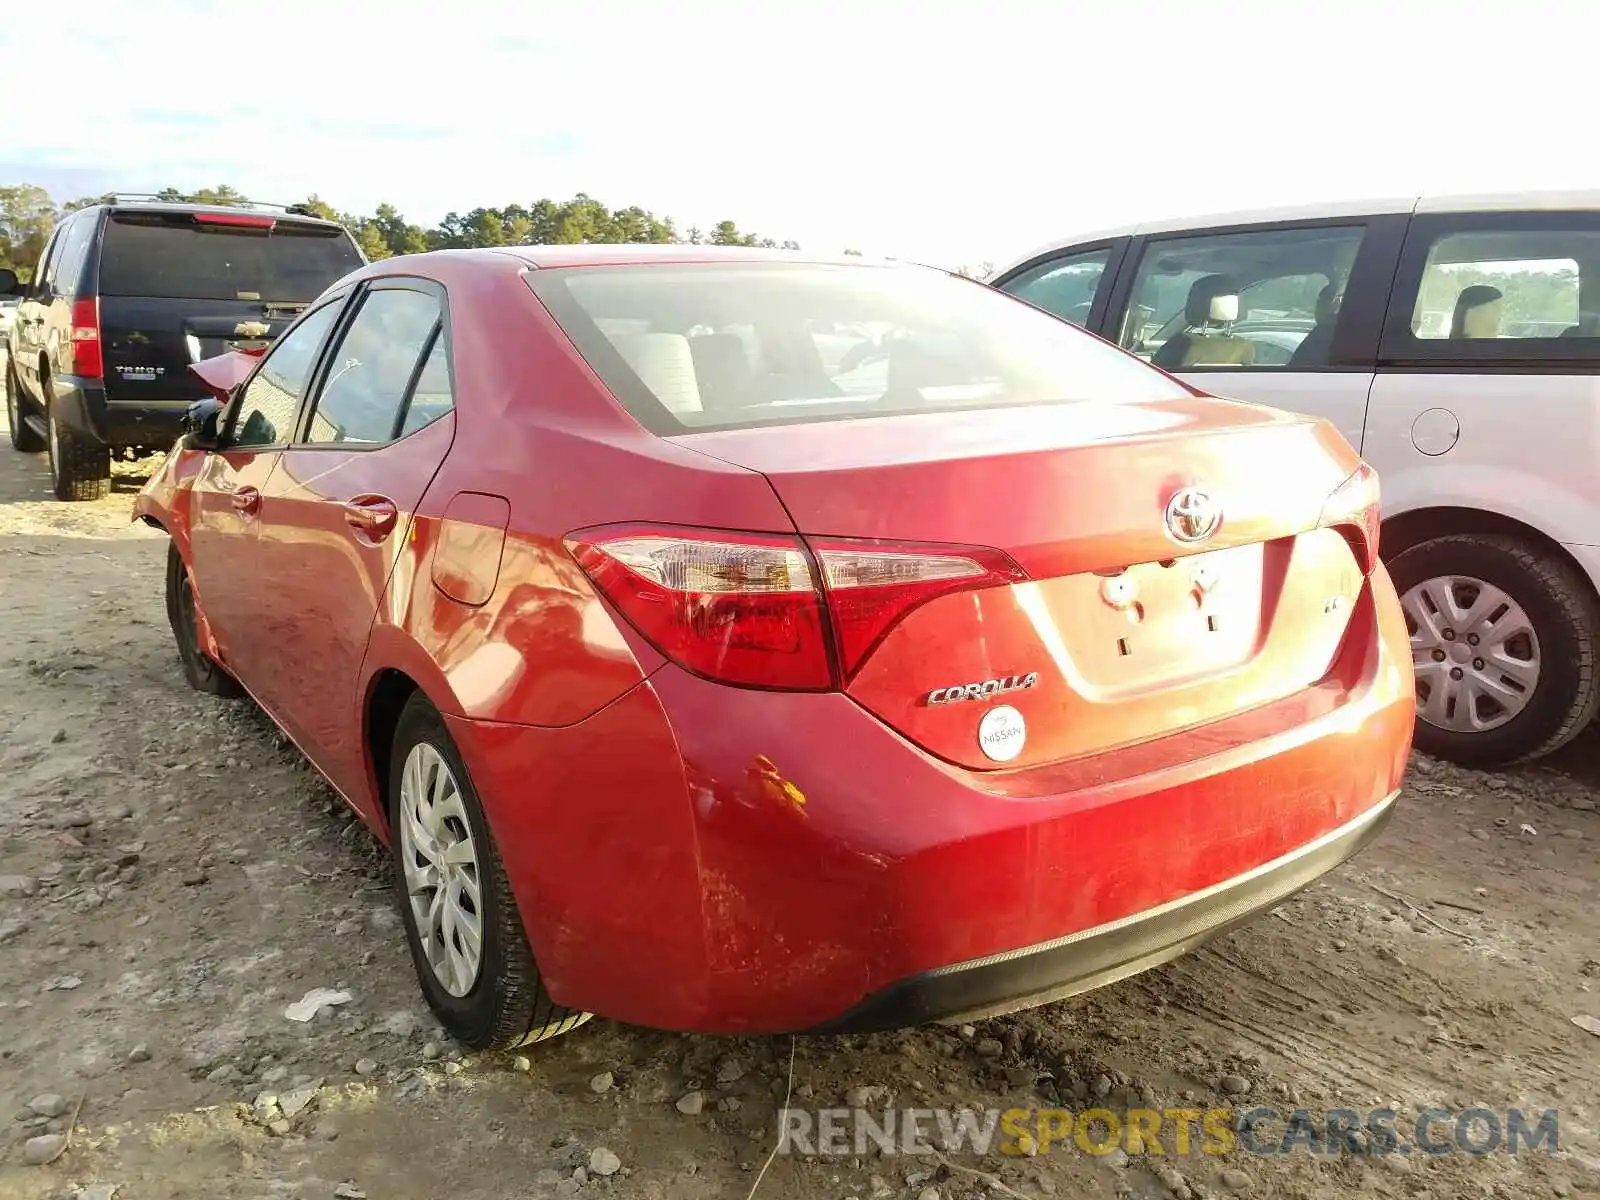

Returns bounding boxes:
[46,398,111,501]
[1388,534,1600,766]
[387,693,589,1050]
[164,543,244,698]
[5,359,45,452]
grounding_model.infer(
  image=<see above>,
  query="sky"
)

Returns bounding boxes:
[0,0,1591,271]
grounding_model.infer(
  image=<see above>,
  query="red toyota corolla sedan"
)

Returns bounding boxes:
[133,246,1414,1049]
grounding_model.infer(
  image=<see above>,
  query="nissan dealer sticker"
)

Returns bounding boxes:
[977,704,1026,763]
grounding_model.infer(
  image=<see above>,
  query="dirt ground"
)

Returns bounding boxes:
[0,398,1597,1200]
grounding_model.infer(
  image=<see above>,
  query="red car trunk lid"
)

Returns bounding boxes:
[673,397,1371,770]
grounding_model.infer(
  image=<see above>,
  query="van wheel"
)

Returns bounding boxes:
[47,402,111,501]
[388,694,591,1050]
[1390,534,1599,766]
[6,360,44,452]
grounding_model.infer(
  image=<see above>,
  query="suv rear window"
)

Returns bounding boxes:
[98,215,363,303]
[524,262,1191,434]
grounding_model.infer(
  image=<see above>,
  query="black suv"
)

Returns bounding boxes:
[4,198,365,499]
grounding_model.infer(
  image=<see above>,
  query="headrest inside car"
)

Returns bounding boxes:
[611,333,703,414]
[1184,275,1241,326]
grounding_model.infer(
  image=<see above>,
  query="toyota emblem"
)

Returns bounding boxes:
[1164,487,1223,544]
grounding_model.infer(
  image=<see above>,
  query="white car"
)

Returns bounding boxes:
[990,191,1600,767]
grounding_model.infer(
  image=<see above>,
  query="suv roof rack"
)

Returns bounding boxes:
[92,193,329,219]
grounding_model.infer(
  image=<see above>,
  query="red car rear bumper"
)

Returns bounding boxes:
[450,568,1414,1034]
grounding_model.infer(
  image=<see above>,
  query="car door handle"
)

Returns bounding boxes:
[342,495,399,541]
[231,486,261,515]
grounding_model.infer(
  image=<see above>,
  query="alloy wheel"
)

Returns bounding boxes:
[1401,573,1541,733]
[398,742,485,997]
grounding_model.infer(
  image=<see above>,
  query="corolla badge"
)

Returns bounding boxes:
[1164,487,1223,544]
[925,672,1039,706]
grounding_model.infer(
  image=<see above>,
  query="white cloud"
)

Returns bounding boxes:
[1,0,1591,267]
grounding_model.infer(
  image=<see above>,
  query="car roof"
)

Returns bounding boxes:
[337,244,915,290]
[994,188,1600,275]
[500,244,899,270]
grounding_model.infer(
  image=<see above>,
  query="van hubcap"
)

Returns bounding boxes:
[1401,574,1540,733]
[398,743,484,997]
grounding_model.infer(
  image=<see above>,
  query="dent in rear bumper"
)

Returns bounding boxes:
[807,788,1399,1033]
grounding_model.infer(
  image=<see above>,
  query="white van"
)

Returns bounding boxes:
[989,192,1600,767]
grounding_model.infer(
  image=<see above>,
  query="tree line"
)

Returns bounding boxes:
[0,183,829,282]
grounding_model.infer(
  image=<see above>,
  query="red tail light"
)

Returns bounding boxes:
[567,528,832,690]
[193,211,276,229]
[66,297,102,380]
[566,525,1027,691]
[1318,463,1381,574]
[809,538,1027,676]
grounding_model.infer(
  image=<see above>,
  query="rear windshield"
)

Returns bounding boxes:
[524,262,1191,433]
[98,215,363,303]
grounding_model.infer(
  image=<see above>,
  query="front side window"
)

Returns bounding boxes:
[230,302,342,448]
[999,248,1113,328]
[1117,225,1367,370]
[524,262,1190,434]
[303,287,443,445]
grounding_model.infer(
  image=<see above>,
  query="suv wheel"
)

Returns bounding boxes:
[5,359,44,452]
[1390,534,1599,766]
[47,399,111,501]
[388,694,591,1050]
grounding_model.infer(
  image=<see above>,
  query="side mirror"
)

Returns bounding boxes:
[180,396,226,451]
[0,267,17,298]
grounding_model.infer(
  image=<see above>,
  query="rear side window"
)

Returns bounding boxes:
[398,336,455,438]
[524,262,1190,434]
[1413,229,1590,339]
[97,215,363,303]
[303,286,444,445]
[1384,213,1600,364]
[51,216,97,296]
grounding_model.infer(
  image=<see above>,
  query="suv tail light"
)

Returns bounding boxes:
[193,211,276,229]
[1317,463,1381,575]
[565,525,1027,691]
[66,297,102,380]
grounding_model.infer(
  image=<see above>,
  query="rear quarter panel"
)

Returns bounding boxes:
[1363,373,1600,581]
